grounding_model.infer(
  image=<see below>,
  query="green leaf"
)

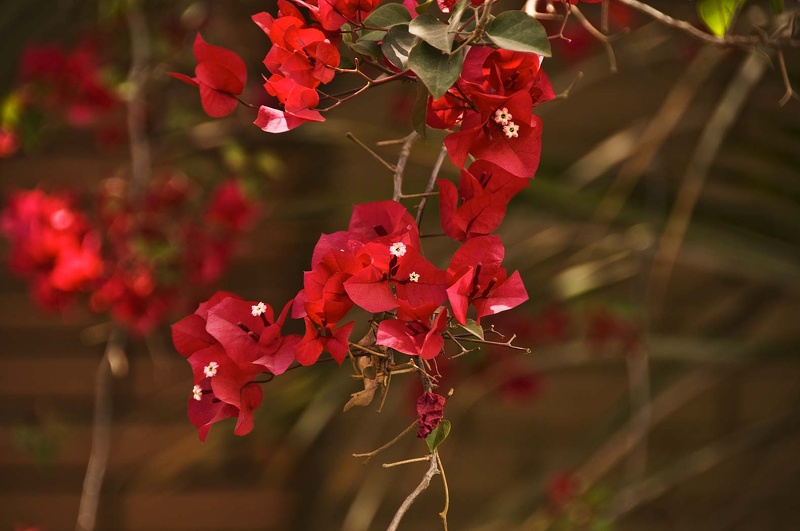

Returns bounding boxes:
[415,0,434,15]
[382,25,419,70]
[412,82,429,139]
[425,419,451,452]
[697,0,745,37]
[349,39,382,60]
[361,3,412,41]
[447,0,470,38]
[408,41,464,100]
[409,14,455,52]
[460,318,484,340]
[771,0,784,13]
[485,11,551,56]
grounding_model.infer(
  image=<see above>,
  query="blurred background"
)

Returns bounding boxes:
[1,0,799,530]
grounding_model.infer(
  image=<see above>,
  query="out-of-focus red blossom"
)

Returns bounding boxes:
[18,39,120,129]
[416,391,446,438]
[172,292,300,440]
[168,33,247,118]
[90,174,257,334]
[437,0,482,13]
[0,128,20,157]
[586,307,640,352]
[547,472,580,513]
[438,159,528,241]
[205,179,257,231]
[0,189,102,309]
[14,525,43,531]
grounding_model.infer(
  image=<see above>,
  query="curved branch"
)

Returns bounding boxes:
[386,452,441,531]
[615,0,800,49]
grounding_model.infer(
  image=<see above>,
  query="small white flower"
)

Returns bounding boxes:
[192,385,203,401]
[493,107,512,125]
[203,361,219,378]
[390,241,407,257]
[503,121,519,139]
[251,301,267,317]
[409,271,420,283]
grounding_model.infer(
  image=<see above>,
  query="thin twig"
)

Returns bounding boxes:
[615,0,800,49]
[125,0,151,202]
[393,132,420,201]
[386,452,441,531]
[383,455,431,468]
[346,132,396,172]
[572,6,619,72]
[353,420,419,464]
[777,48,799,106]
[76,328,124,531]
[436,451,450,530]
[415,144,449,226]
[349,341,388,358]
[551,71,584,101]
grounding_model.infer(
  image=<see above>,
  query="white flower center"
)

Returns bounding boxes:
[493,107,512,126]
[251,302,267,316]
[409,271,420,283]
[503,122,519,139]
[203,361,219,377]
[192,385,203,401]
[390,242,407,257]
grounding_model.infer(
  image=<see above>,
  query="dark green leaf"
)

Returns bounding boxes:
[485,11,551,56]
[771,0,784,13]
[425,419,451,452]
[349,39,382,60]
[415,0,434,15]
[408,41,464,100]
[447,0,470,38]
[460,318,484,340]
[382,25,419,70]
[412,82,429,139]
[697,0,745,37]
[361,3,412,41]
[409,14,455,52]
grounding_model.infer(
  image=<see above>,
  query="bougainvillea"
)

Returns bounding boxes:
[1,176,257,333]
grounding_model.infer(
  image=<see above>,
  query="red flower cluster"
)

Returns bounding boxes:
[1,39,123,156]
[438,159,529,242]
[1,176,257,334]
[252,7,341,132]
[172,292,299,440]
[18,39,120,129]
[90,174,257,334]
[292,200,448,364]
[1,189,103,308]
[172,199,529,439]
[428,47,554,178]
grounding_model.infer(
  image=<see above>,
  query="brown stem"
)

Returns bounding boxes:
[386,452,441,531]
[393,132,420,201]
[346,132,396,172]
[76,328,125,531]
[415,145,449,227]
[572,6,619,73]
[615,0,800,49]
[353,419,419,464]
[126,1,152,203]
